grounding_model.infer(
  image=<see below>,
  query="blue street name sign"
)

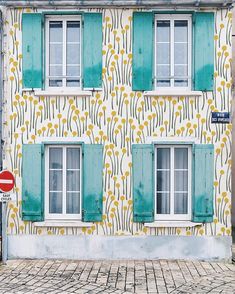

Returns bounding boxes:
[211,112,230,124]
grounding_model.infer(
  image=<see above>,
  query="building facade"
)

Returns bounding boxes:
[0,0,233,260]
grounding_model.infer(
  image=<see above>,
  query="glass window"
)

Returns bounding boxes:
[155,15,191,89]
[46,17,81,89]
[155,146,191,220]
[46,146,81,219]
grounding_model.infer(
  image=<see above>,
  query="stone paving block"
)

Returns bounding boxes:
[0,260,234,293]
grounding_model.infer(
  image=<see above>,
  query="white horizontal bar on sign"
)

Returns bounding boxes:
[0,179,13,184]
[144,91,202,97]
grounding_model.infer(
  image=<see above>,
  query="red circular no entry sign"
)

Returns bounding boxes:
[0,170,15,193]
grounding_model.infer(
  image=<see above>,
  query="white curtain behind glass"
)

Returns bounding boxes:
[174,148,188,214]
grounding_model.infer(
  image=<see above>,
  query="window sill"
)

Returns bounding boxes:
[144,90,202,97]
[144,221,202,228]
[33,90,93,97]
[33,221,93,228]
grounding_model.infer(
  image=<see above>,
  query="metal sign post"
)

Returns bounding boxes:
[1,200,7,264]
[0,170,15,264]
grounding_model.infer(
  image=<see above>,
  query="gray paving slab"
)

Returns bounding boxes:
[0,259,234,293]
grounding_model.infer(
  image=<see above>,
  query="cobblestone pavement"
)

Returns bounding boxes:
[0,259,234,293]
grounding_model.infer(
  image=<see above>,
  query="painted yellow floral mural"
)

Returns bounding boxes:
[3,8,232,237]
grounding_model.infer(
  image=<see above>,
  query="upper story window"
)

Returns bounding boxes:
[45,16,81,89]
[155,15,192,90]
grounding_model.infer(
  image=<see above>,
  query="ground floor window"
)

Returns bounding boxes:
[155,145,191,221]
[45,145,82,220]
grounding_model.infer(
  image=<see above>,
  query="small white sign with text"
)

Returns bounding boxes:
[0,193,16,202]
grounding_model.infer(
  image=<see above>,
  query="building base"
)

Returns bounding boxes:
[8,235,232,262]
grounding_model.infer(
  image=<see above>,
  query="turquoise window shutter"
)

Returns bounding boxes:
[22,13,43,89]
[194,12,214,91]
[192,144,214,223]
[82,144,103,222]
[83,13,102,89]
[22,144,44,221]
[132,144,154,222]
[132,12,153,91]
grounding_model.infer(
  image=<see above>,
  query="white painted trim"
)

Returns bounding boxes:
[144,221,202,228]
[35,137,89,144]
[34,90,92,96]
[45,145,82,220]
[33,221,93,227]
[154,145,191,221]
[146,136,199,144]
[144,90,202,97]
[45,15,82,90]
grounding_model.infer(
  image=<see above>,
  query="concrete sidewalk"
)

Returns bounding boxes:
[0,259,234,293]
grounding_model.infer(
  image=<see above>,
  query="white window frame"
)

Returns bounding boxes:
[45,145,82,220]
[155,145,192,221]
[45,15,82,90]
[154,14,192,91]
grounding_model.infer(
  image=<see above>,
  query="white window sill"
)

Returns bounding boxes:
[144,221,202,228]
[33,90,93,97]
[33,221,93,228]
[144,91,202,97]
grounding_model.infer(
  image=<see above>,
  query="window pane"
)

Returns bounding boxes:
[157,171,170,191]
[50,44,63,65]
[66,170,80,191]
[174,171,188,191]
[67,44,80,65]
[157,80,171,87]
[67,148,80,169]
[157,148,170,169]
[174,43,188,65]
[66,79,80,87]
[66,192,80,214]
[156,65,170,78]
[49,21,63,42]
[49,148,62,169]
[49,170,62,191]
[174,65,187,77]
[50,65,63,77]
[174,148,188,169]
[67,66,80,77]
[49,79,63,87]
[174,80,188,87]
[157,193,170,214]
[174,20,188,43]
[49,192,62,213]
[67,21,80,43]
[174,193,188,214]
[156,20,170,42]
[156,43,170,65]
